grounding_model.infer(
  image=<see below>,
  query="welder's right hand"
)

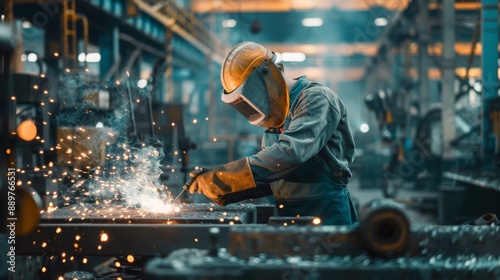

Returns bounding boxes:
[184,168,211,192]
[187,158,257,206]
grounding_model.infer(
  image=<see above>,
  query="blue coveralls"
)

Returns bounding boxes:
[249,76,358,226]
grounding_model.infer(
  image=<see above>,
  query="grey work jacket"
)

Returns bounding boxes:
[249,76,356,201]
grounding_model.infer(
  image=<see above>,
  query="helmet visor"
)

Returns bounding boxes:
[221,55,288,128]
[221,60,271,126]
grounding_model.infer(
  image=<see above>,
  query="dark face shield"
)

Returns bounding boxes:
[221,59,289,128]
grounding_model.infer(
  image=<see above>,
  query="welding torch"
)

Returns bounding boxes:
[172,168,210,203]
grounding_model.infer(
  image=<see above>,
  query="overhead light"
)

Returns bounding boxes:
[281,52,306,62]
[374,17,388,27]
[22,21,32,29]
[274,53,282,63]
[302,18,323,27]
[360,123,369,133]
[78,53,86,62]
[86,53,101,62]
[222,19,237,28]
[78,53,101,62]
[137,79,148,88]
[27,53,37,62]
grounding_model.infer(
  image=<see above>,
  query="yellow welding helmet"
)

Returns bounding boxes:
[221,41,289,128]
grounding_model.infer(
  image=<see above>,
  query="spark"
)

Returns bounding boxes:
[83,258,88,264]
[127,255,134,263]
[100,233,108,242]
[312,218,321,225]
[56,227,62,234]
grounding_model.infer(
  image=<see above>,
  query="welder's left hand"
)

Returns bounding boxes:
[187,158,257,206]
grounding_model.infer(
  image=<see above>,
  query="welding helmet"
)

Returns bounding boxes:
[221,41,289,128]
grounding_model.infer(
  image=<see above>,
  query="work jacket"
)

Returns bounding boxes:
[248,76,358,225]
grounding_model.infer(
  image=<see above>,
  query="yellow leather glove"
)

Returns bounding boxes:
[187,158,257,206]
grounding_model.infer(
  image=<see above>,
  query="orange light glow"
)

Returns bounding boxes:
[17,119,37,141]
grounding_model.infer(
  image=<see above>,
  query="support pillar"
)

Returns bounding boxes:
[441,0,456,162]
[100,26,120,82]
[417,0,430,115]
[481,0,499,167]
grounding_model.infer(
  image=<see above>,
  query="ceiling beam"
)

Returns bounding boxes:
[190,0,410,13]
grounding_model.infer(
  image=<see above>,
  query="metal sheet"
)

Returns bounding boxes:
[17,223,234,256]
[40,203,256,224]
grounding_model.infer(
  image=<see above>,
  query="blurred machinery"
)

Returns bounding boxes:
[361,0,500,225]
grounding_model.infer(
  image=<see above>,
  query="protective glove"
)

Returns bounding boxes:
[188,158,270,206]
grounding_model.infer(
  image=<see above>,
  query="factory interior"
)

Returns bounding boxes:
[1,0,500,279]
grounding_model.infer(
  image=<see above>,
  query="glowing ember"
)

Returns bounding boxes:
[312,217,321,225]
[83,258,88,264]
[56,227,62,234]
[100,233,108,242]
[127,255,134,263]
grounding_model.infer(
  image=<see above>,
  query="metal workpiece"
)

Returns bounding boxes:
[228,225,500,260]
[357,198,411,257]
[16,223,235,257]
[144,242,500,280]
[39,203,257,224]
[16,203,259,256]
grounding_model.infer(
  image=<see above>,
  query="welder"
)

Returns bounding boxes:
[188,41,358,226]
